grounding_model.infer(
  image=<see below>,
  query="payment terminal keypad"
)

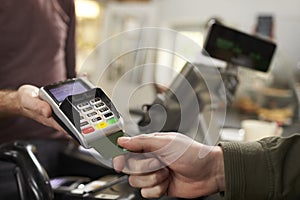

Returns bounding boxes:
[77,97,118,135]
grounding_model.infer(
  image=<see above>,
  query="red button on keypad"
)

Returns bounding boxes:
[81,126,95,134]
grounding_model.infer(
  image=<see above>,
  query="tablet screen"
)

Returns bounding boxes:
[203,23,276,72]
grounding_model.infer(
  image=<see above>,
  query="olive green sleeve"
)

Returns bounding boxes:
[219,134,300,200]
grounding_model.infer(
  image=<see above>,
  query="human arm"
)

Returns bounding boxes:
[0,85,66,134]
[220,134,300,200]
[113,132,225,198]
[114,132,300,200]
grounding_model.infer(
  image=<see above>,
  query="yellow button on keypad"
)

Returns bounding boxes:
[95,122,107,130]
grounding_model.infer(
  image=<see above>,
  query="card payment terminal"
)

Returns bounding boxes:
[39,77,128,159]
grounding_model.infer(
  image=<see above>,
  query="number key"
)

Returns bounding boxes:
[80,121,89,127]
[99,107,109,113]
[104,112,113,119]
[87,112,97,118]
[90,98,101,104]
[77,102,89,109]
[82,106,93,113]
[91,117,102,123]
[95,102,105,108]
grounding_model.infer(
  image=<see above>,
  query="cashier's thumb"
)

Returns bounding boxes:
[18,85,52,118]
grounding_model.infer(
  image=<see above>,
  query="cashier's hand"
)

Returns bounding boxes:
[17,85,67,134]
[113,132,225,199]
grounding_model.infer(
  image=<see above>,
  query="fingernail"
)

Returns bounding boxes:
[118,137,131,143]
[112,160,121,172]
[112,157,124,172]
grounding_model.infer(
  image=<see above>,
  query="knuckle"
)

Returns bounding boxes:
[128,175,139,187]
[141,185,165,198]
[150,171,162,183]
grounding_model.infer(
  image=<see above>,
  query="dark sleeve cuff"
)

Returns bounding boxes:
[219,141,273,200]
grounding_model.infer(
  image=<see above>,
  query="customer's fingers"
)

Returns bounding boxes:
[117,133,193,167]
[140,178,169,198]
[115,155,163,174]
[117,133,178,153]
[128,167,169,188]
[113,155,126,172]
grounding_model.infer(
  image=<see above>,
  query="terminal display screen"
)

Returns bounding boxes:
[203,23,276,72]
[48,80,89,103]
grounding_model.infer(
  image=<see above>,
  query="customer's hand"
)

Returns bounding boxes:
[17,85,67,134]
[113,132,225,199]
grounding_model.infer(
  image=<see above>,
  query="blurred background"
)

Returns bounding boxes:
[2,2,300,199]
[74,0,300,127]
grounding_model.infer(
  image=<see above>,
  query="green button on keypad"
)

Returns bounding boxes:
[107,117,117,124]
